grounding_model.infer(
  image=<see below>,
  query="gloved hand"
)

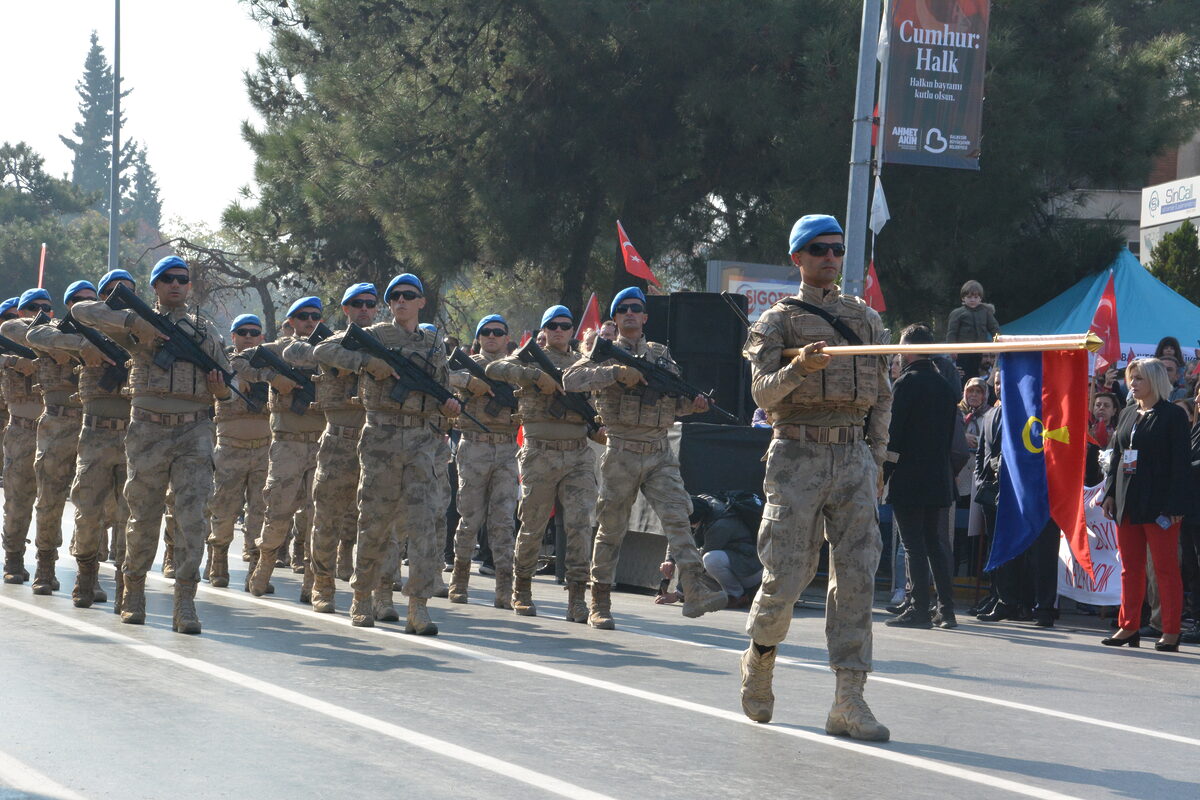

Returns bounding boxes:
[79,343,114,367]
[466,376,492,396]
[269,374,299,394]
[614,364,643,387]
[127,315,159,343]
[788,341,830,374]
[534,371,560,395]
[363,356,395,381]
[10,357,37,376]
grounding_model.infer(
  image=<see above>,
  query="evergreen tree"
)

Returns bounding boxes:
[1149,219,1200,304]
[125,145,163,233]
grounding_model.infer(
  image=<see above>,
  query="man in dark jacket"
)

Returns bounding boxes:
[884,324,959,629]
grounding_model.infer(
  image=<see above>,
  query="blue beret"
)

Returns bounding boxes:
[150,255,188,284]
[418,323,438,334]
[18,288,51,309]
[286,296,322,318]
[610,287,647,318]
[475,314,508,339]
[340,282,377,306]
[0,297,19,316]
[230,314,263,332]
[788,214,844,254]
[97,269,135,294]
[63,280,96,306]
[540,305,573,329]
[385,273,424,297]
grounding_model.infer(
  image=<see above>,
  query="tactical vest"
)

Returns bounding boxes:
[267,366,317,415]
[1,368,37,406]
[592,341,679,429]
[312,367,360,413]
[777,299,879,414]
[456,354,519,430]
[73,363,128,402]
[35,354,78,396]
[356,325,446,417]
[127,313,219,402]
[515,385,588,426]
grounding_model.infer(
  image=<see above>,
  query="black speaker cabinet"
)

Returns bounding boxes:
[667,292,747,358]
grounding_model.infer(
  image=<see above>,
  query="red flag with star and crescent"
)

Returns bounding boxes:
[576,292,601,340]
[1088,271,1119,375]
[617,221,660,287]
[864,260,887,311]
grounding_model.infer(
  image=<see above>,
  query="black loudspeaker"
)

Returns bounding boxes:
[643,295,670,345]
[667,292,747,358]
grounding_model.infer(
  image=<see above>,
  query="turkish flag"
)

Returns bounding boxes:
[617,221,660,287]
[864,260,887,311]
[576,292,601,339]
[1088,272,1119,374]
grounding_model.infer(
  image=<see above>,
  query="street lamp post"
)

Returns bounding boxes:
[842,0,882,299]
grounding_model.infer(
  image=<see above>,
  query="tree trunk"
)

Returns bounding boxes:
[253,281,278,339]
[561,187,602,314]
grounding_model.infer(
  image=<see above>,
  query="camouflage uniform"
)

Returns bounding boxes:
[235,334,323,599]
[739,281,892,738]
[74,298,229,633]
[487,345,596,619]
[314,322,448,631]
[206,347,270,585]
[448,350,520,607]
[0,320,42,584]
[562,334,725,628]
[284,334,363,612]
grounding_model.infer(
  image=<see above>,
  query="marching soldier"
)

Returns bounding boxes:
[282,282,377,613]
[243,297,326,601]
[738,214,892,741]
[486,305,596,621]
[74,255,233,634]
[447,314,521,609]
[313,273,458,632]
[563,287,726,629]
[206,313,271,587]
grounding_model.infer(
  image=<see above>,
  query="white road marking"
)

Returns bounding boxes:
[0,595,614,800]
[0,747,88,800]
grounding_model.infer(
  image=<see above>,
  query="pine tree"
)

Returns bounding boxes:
[58,31,133,214]
[125,145,162,233]
[1149,219,1200,304]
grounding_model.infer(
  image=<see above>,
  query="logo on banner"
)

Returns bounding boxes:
[1148,190,1160,218]
[924,128,949,153]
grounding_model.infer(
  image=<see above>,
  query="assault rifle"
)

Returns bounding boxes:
[341,323,489,432]
[447,348,519,417]
[0,331,36,360]
[104,283,260,411]
[307,321,334,345]
[59,310,131,393]
[514,339,602,435]
[246,345,316,415]
[589,337,739,424]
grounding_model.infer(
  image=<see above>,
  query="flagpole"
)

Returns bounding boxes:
[842,0,883,299]
[781,333,1103,358]
[37,242,46,288]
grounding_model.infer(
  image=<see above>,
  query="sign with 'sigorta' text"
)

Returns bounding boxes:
[879,0,990,170]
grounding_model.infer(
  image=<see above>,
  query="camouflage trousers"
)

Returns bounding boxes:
[207,436,269,548]
[453,438,518,574]
[2,417,38,558]
[309,425,361,581]
[353,420,439,598]
[591,440,702,586]
[123,417,215,581]
[256,436,318,552]
[33,412,82,554]
[514,440,596,583]
[746,438,881,672]
[68,421,128,561]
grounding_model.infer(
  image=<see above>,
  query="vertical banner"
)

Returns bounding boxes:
[879,0,990,170]
[1057,483,1122,606]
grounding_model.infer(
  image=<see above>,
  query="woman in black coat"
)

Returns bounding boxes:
[1101,358,1191,651]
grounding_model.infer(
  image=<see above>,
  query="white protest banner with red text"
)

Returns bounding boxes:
[1057,482,1121,606]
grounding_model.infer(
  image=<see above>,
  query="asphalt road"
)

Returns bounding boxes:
[1,542,1197,800]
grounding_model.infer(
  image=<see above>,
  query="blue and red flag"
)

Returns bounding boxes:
[989,349,1092,575]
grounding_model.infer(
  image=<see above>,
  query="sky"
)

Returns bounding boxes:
[0,0,272,228]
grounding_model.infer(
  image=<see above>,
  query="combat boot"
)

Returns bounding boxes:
[373,584,400,622]
[291,535,305,574]
[3,552,27,584]
[494,569,513,610]
[336,540,353,581]
[248,547,278,597]
[825,669,890,742]
[30,550,56,596]
[566,581,589,624]
[588,583,616,630]
[162,542,175,578]
[405,597,438,636]
[72,557,99,609]
[512,575,536,616]
[113,570,125,615]
[299,567,314,604]
[92,581,107,604]
[208,544,230,588]
[120,575,146,625]
[678,565,727,618]
[739,644,777,723]
[350,590,374,627]
[448,558,471,604]
[242,532,257,563]
[311,575,336,613]
[172,579,202,635]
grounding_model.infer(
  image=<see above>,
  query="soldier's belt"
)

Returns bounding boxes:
[459,429,516,445]
[132,407,215,426]
[274,430,322,444]
[43,404,83,419]
[773,424,861,444]
[82,413,128,432]
[7,415,38,431]
[523,437,588,452]
[608,438,667,455]
[325,423,363,440]
[217,435,271,449]
[365,411,427,428]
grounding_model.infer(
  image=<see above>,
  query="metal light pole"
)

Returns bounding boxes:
[842,0,882,299]
[107,0,121,271]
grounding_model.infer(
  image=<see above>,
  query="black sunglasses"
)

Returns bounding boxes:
[478,327,508,337]
[157,274,190,285]
[234,328,263,337]
[25,303,52,312]
[543,321,574,331]
[346,299,377,309]
[614,304,645,315]
[291,312,322,322]
[388,290,422,302]
[1,313,18,321]
[803,242,846,257]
